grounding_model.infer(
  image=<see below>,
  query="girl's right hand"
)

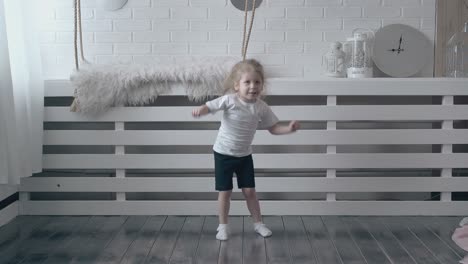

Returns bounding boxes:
[192,108,201,117]
[289,120,300,132]
[192,105,209,118]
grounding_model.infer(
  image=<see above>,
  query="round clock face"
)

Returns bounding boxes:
[373,24,432,77]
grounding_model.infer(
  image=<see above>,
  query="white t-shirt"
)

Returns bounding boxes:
[205,93,279,157]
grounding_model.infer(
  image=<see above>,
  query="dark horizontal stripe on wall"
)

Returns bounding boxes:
[0,192,19,211]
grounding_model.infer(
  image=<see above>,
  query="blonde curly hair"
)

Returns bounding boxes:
[223,59,265,94]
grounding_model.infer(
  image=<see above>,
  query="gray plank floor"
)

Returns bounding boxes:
[0,215,466,264]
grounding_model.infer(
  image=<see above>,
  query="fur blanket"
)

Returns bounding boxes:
[70,56,240,115]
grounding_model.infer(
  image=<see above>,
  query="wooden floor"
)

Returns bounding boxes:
[0,215,465,264]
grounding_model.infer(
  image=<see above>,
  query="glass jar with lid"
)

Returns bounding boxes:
[446,22,468,77]
[345,28,374,78]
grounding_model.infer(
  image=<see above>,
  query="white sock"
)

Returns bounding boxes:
[216,224,229,241]
[460,217,468,227]
[254,222,272,237]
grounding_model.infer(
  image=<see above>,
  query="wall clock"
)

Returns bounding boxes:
[373,24,432,77]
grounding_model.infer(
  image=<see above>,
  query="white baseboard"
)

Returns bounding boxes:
[0,184,17,201]
[0,185,19,227]
[0,202,18,227]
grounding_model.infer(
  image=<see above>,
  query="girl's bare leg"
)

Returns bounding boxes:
[218,190,232,224]
[242,187,272,237]
[242,188,261,222]
[216,190,232,240]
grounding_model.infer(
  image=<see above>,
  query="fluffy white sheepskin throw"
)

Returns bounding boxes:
[70,56,240,115]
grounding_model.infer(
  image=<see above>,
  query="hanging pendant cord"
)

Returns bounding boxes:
[78,0,86,63]
[73,0,79,70]
[241,0,257,61]
[73,0,87,70]
[71,0,88,112]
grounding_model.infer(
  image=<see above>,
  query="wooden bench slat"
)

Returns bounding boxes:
[44,105,468,122]
[43,129,468,145]
[44,79,468,97]
[42,153,468,169]
[19,177,468,192]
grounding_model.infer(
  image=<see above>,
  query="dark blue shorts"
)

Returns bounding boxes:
[214,151,255,191]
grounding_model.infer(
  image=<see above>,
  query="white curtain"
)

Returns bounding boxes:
[0,0,44,185]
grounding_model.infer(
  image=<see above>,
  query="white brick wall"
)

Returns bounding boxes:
[38,0,436,79]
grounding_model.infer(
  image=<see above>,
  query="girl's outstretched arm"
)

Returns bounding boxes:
[192,105,210,118]
[268,120,300,135]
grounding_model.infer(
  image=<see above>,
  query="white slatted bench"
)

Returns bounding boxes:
[19,78,468,215]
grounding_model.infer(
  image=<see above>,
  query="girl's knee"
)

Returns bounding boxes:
[218,190,232,199]
[242,188,256,199]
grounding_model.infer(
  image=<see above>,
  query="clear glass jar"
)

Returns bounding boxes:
[345,29,374,78]
[446,22,468,78]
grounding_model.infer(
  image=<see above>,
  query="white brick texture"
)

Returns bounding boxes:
[114,44,151,54]
[228,18,266,31]
[286,7,323,18]
[114,20,151,31]
[326,7,362,18]
[383,0,420,6]
[133,8,170,19]
[95,32,132,43]
[307,0,342,6]
[37,0,435,79]
[95,9,132,19]
[363,7,401,18]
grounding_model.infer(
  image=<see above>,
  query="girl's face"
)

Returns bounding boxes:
[234,71,263,103]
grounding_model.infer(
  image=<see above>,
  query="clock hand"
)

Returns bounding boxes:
[397,34,403,54]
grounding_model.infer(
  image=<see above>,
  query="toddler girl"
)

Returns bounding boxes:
[192,59,300,240]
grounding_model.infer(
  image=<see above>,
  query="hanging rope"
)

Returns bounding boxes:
[73,0,88,70]
[71,0,88,111]
[73,0,79,70]
[241,0,257,60]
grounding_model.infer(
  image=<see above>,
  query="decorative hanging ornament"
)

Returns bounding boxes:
[231,0,262,11]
